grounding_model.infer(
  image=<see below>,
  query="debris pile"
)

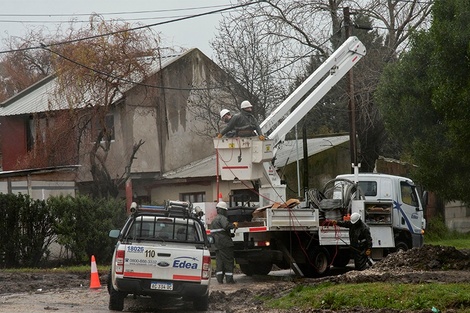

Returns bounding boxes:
[374,244,470,271]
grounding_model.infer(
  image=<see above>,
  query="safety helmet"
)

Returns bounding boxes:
[350,212,361,224]
[220,109,230,119]
[216,201,228,210]
[240,100,253,109]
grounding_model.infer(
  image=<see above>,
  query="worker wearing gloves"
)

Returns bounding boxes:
[210,201,237,284]
[333,212,373,271]
[217,100,265,140]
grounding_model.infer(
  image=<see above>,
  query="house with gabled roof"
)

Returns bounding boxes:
[0,48,249,203]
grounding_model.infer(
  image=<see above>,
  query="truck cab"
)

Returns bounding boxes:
[337,173,425,250]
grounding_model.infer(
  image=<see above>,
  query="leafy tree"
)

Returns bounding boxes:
[376,0,470,202]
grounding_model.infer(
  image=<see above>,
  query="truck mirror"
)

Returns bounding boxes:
[109,229,120,239]
[207,235,215,245]
[422,191,429,208]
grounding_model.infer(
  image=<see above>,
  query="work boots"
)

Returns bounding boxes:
[216,274,224,284]
[225,274,235,284]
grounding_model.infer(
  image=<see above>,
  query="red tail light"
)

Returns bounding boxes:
[115,249,125,274]
[201,255,211,280]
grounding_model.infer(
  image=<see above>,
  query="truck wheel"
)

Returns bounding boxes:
[193,293,209,311]
[108,286,125,311]
[253,263,272,275]
[309,247,331,277]
[106,269,112,295]
[239,263,255,276]
[395,241,409,252]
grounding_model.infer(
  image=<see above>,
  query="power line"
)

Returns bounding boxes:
[0,1,261,55]
[0,4,232,17]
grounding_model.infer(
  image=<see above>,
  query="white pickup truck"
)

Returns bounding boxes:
[107,201,212,311]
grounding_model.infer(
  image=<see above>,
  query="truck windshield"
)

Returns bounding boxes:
[400,182,419,207]
[126,216,203,242]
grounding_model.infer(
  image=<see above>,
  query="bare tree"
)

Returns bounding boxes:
[210,0,432,170]
[0,29,53,102]
[4,16,160,198]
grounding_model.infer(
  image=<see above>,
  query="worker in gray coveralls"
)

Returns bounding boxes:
[210,201,236,284]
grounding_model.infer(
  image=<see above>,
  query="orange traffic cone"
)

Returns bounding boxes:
[89,255,101,289]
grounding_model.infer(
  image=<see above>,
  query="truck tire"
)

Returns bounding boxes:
[239,262,272,276]
[239,263,254,276]
[193,293,209,311]
[253,262,272,275]
[108,286,125,311]
[107,269,112,295]
[301,247,330,278]
[395,241,409,252]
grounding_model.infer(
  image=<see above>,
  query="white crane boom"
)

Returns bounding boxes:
[260,36,366,145]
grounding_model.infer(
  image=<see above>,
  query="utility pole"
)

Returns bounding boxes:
[343,7,358,173]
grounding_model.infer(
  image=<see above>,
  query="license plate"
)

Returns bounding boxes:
[150,281,173,290]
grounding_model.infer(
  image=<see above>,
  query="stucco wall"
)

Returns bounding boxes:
[444,201,470,233]
[77,49,225,182]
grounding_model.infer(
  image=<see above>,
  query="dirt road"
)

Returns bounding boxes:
[1,245,469,313]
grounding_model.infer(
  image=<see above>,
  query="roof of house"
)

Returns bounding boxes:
[162,135,349,179]
[0,50,192,117]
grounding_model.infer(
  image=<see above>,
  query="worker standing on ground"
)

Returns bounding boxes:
[217,100,265,140]
[210,201,237,284]
[219,109,235,138]
[333,212,373,271]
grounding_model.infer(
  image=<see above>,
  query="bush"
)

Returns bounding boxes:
[49,195,127,264]
[0,193,54,267]
[0,193,127,268]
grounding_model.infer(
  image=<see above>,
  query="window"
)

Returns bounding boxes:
[92,114,115,141]
[127,217,202,242]
[358,181,377,197]
[400,182,418,206]
[181,192,205,203]
[231,189,258,206]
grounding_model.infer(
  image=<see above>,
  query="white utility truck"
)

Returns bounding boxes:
[108,201,212,311]
[213,36,425,277]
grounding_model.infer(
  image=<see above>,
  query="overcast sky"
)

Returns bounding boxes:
[0,0,235,58]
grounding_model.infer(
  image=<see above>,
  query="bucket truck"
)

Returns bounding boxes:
[213,36,425,277]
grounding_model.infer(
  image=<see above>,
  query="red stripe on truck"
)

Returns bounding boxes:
[123,272,152,278]
[249,226,267,232]
[222,166,249,169]
[173,274,201,281]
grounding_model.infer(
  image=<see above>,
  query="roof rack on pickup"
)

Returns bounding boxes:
[129,200,203,220]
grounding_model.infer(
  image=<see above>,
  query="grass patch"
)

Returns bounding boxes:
[268,282,470,312]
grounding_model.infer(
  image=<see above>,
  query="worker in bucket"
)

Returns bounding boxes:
[210,201,237,284]
[219,109,235,138]
[217,100,265,140]
[333,212,373,270]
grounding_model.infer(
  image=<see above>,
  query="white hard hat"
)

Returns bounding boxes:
[216,201,228,210]
[220,109,230,119]
[240,100,253,109]
[351,212,361,224]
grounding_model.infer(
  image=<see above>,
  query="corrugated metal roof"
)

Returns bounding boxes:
[162,135,350,179]
[0,51,189,117]
[273,135,349,167]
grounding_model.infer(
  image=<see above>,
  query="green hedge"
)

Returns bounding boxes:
[0,194,127,268]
